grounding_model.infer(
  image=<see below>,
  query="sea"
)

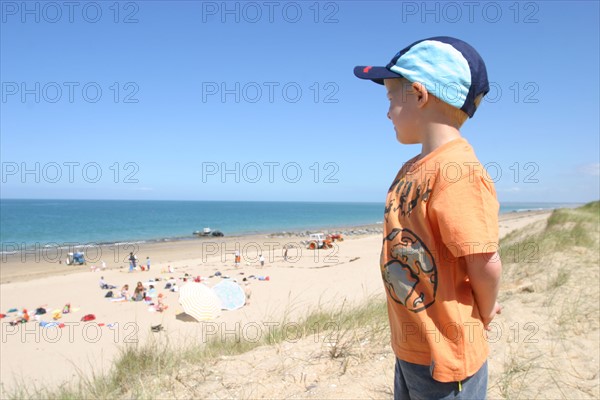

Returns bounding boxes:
[0,199,583,250]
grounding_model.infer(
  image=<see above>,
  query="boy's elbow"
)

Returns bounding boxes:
[487,257,502,281]
[466,252,502,281]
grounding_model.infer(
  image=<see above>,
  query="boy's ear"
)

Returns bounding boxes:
[412,81,429,108]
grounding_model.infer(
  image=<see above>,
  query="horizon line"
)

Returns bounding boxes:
[0,197,591,205]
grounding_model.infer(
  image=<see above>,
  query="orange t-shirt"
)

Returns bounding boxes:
[381,137,499,382]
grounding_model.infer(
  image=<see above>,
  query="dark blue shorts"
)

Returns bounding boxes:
[394,358,488,400]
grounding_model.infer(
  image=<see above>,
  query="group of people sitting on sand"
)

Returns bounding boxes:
[101,279,167,312]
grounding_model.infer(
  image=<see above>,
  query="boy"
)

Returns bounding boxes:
[354,37,502,399]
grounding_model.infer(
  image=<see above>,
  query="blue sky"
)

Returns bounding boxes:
[1,0,599,203]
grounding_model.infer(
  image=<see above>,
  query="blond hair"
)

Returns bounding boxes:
[441,93,484,127]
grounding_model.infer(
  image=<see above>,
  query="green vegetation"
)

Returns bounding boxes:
[492,201,600,399]
[500,201,599,278]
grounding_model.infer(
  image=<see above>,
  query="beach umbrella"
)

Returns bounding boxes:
[212,280,246,310]
[178,283,221,321]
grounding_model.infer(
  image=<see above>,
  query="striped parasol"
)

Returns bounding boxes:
[178,283,221,321]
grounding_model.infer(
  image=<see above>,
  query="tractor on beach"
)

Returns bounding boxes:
[306,233,344,250]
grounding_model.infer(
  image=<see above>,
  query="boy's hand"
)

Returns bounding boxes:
[481,301,502,330]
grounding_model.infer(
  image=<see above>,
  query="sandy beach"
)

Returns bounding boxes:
[0,210,558,395]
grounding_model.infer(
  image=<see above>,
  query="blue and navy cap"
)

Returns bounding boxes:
[354,36,489,118]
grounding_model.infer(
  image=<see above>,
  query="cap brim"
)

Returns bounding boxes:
[353,66,403,85]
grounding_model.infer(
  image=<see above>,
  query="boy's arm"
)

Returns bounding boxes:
[465,252,502,330]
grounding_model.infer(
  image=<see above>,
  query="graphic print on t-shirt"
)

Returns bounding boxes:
[382,228,438,313]
[385,177,432,221]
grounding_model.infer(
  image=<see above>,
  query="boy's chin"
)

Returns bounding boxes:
[395,129,418,145]
[395,133,412,144]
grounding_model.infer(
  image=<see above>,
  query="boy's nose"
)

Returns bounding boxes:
[387,111,391,120]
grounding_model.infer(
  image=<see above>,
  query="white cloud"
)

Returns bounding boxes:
[578,163,600,176]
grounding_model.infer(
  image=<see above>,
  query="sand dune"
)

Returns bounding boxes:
[2,210,579,398]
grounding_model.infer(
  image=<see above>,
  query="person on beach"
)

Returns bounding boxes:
[234,250,240,268]
[155,293,168,312]
[128,252,137,272]
[354,37,502,399]
[146,256,151,271]
[283,247,288,262]
[120,284,130,300]
[133,281,146,301]
[259,254,265,267]
[100,276,108,289]
[147,285,157,298]
[100,276,116,290]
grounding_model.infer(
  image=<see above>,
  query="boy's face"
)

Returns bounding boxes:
[384,78,421,144]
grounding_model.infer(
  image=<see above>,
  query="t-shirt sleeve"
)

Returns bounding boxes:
[431,172,500,258]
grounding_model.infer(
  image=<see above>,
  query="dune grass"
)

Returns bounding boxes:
[493,203,598,312]
[500,201,599,277]
[5,295,388,400]
[492,201,600,399]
